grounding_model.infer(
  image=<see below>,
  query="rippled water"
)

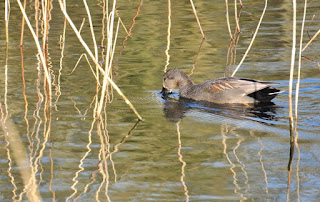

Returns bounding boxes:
[0,0,320,201]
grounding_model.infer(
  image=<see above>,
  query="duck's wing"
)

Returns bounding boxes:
[203,77,278,95]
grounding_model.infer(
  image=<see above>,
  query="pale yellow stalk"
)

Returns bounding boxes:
[231,0,267,77]
[17,0,52,100]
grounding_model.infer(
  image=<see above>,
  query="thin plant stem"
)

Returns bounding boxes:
[301,28,320,52]
[231,0,267,77]
[288,0,297,142]
[83,0,98,61]
[234,0,240,32]
[239,0,243,7]
[225,0,233,39]
[20,0,26,46]
[295,0,307,140]
[58,0,142,120]
[306,15,315,40]
[17,0,52,101]
[190,0,205,39]
[5,0,10,43]
[97,0,117,117]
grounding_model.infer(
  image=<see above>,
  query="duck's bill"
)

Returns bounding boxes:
[161,87,172,95]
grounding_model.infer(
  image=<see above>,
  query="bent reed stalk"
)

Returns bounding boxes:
[58,0,142,120]
[189,0,205,39]
[231,0,267,77]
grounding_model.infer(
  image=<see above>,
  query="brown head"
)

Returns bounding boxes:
[161,68,193,95]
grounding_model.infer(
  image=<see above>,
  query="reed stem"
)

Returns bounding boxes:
[190,0,205,39]
[231,0,267,77]
[17,0,52,101]
[234,0,240,32]
[225,0,233,39]
[5,0,10,43]
[288,0,297,142]
[301,28,320,52]
[58,0,142,120]
[294,0,307,142]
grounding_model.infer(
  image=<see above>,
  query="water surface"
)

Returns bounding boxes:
[0,0,320,201]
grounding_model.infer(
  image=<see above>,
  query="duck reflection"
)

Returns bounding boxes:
[162,93,278,123]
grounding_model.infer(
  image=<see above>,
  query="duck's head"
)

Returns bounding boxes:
[161,68,193,95]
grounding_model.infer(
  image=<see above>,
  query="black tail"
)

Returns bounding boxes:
[248,87,281,102]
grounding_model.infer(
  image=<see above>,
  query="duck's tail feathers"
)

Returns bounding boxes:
[248,87,282,102]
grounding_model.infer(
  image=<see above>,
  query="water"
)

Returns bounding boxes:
[0,0,320,201]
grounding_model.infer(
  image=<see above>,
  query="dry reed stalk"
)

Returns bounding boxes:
[17,0,52,101]
[97,0,119,117]
[234,0,240,32]
[79,18,86,33]
[239,0,243,7]
[5,0,10,42]
[225,0,233,39]
[58,0,142,120]
[164,0,171,73]
[288,0,297,142]
[41,0,49,51]
[83,0,102,111]
[118,17,130,36]
[83,0,99,61]
[115,10,130,36]
[301,28,320,52]
[190,0,205,39]
[294,0,307,142]
[20,0,26,46]
[231,0,267,77]
[69,53,100,84]
[306,15,315,40]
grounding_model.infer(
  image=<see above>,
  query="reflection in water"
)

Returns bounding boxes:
[189,38,205,76]
[0,45,41,201]
[162,93,278,123]
[221,124,244,199]
[162,93,279,200]
[164,0,171,73]
[249,130,269,194]
[176,121,189,202]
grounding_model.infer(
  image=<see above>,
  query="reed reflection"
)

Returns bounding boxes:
[176,121,189,202]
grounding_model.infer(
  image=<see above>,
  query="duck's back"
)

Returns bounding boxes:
[179,77,280,104]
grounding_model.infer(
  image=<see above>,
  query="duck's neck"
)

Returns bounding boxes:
[177,75,194,89]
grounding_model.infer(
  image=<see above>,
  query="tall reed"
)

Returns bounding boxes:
[58,0,142,120]
[190,0,205,39]
[295,0,307,142]
[288,0,297,141]
[5,0,10,42]
[17,0,52,101]
[231,0,267,77]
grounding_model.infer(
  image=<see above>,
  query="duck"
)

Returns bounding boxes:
[161,68,281,104]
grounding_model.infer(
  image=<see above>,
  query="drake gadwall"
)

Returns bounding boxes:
[161,68,281,104]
